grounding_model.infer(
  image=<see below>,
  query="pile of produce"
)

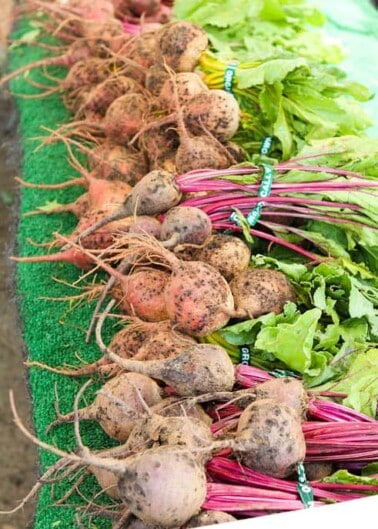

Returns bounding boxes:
[1,0,378,528]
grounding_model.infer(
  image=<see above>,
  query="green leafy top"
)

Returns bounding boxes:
[217,256,378,412]
[173,0,342,63]
[174,0,374,159]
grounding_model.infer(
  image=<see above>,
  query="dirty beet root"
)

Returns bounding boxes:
[60,170,181,252]
[230,268,297,319]
[46,372,163,442]
[234,398,306,478]
[96,310,235,396]
[194,233,251,281]
[160,206,212,249]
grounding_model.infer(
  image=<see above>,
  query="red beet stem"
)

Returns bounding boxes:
[308,399,376,423]
[204,482,323,511]
[211,220,321,261]
[206,457,375,502]
[234,364,275,386]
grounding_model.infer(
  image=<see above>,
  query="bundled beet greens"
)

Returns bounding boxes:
[207,255,378,415]
[3,0,378,527]
[174,0,374,158]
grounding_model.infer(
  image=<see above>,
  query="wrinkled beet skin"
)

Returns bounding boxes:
[122,269,170,322]
[235,398,306,478]
[230,268,296,319]
[196,234,251,281]
[117,447,206,527]
[165,261,234,336]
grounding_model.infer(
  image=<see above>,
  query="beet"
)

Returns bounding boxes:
[160,206,212,249]
[96,312,236,396]
[234,398,306,478]
[116,446,206,527]
[127,31,159,68]
[183,90,240,142]
[159,72,208,111]
[157,21,208,72]
[116,235,235,336]
[115,267,171,322]
[138,125,179,169]
[47,372,163,442]
[88,143,149,184]
[75,76,145,121]
[60,170,182,250]
[145,63,170,96]
[195,234,251,281]
[230,268,297,319]
[171,80,234,173]
[133,327,196,360]
[104,92,150,144]
[175,134,232,173]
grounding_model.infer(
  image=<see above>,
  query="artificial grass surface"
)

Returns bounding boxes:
[9,21,116,529]
[7,2,378,528]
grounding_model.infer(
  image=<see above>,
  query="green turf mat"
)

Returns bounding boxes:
[8,21,116,529]
[6,2,378,528]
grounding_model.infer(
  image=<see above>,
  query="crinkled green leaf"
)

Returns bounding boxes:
[220,302,298,346]
[361,463,378,477]
[235,58,307,88]
[303,349,336,385]
[31,200,64,213]
[315,324,340,351]
[339,317,369,344]
[322,469,378,486]
[295,136,378,178]
[254,308,321,373]
[317,348,378,417]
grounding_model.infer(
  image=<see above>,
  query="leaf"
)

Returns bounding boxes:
[323,469,378,486]
[254,308,321,373]
[352,246,378,276]
[349,282,375,319]
[339,318,369,345]
[315,324,340,351]
[9,28,41,49]
[235,58,307,89]
[273,97,293,159]
[31,200,63,213]
[220,312,277,346]
[295,136,378,177]
[318,348,378,417]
